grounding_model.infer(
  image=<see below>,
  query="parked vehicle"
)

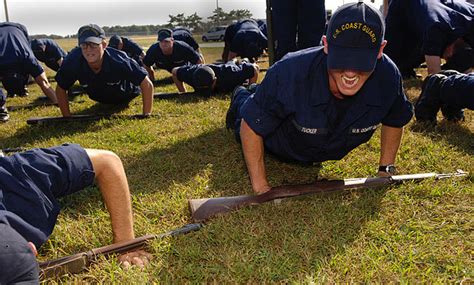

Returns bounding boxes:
[202,26,227,42]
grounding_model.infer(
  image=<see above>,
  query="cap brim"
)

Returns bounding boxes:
[79,36,103,44]
[327,45,379,72]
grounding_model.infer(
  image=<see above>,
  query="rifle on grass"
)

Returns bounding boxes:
[189,170,468,222]
[153,91,197,99]
[39,223,203,279]
[27,113,158,125]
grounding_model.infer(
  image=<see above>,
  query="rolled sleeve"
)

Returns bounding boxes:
[41,143,95,198]
[240,68,287,137]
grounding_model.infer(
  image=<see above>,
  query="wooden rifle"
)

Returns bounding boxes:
[189,171,468,222]
[39,223,203,279]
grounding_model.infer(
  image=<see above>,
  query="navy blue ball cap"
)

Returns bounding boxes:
[0,223,39,284]
[78,24,106,45]
[157,28,173,41]
[326,1,385,72]
[108,35,122,49]
[192,65,216,90]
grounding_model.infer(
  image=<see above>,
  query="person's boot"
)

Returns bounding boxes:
[441,104,465,122]
[415,73,447,124]
[437,70,464,121]
[0,105,10,122]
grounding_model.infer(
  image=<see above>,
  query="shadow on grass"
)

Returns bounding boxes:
[411,120,474,155]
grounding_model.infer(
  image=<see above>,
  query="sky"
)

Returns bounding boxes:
[0,0,383,36]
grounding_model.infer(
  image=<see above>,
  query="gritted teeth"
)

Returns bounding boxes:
[341,75,359,87]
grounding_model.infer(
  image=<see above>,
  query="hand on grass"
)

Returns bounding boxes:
[118,249,152,269]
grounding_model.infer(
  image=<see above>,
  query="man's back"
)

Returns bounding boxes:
[0,22,34,66]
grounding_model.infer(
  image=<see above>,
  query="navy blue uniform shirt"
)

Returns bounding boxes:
[240,47,413,163]
[176,62,255,92]
[56,47,147,104]
[0,144,95,248]
[143,40,200,72]
[224,19,268,58]
[386,0,473,57]
[30,38,67,71]
[118,37,144,63]
[173,28,199,51]
[0,22,44,77]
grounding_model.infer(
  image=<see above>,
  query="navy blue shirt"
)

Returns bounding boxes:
[56,47,147,103]
[173,28,199,51]
[118,37,144,62]
[387,0,474,56]
[0,22,44,77]
[176,62,255,92]
[30,38,67,71]
[224,19,268,58]
[143,40,200,72]
[240,47,413,163]
[0,144,95,248]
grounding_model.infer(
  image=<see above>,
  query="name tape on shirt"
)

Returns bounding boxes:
[350,124,378,134]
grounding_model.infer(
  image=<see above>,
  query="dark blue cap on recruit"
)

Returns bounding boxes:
[78,24,106,45]
[108,35,122,49]
[157,28,173,41]
[192,65,216,89]
[0,223,39,284]
[326,1,384,72]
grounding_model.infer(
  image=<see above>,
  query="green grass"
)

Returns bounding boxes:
[1,39,473,283]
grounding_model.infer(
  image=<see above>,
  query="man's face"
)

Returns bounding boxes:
[159,38,174,55]
[80,41,106,65]
[117,42,124,50]
[327,69,373,96]
[322,36,386,97]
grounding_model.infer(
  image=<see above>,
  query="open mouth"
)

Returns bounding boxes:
[341,75,359,88]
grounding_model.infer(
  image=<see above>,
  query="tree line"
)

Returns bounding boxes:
[31,8,254,38]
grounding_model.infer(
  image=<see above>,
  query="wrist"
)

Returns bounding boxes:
[378,164,397,175]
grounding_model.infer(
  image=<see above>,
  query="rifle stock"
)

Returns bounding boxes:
[188,171,468,222]
[39,223,202,279]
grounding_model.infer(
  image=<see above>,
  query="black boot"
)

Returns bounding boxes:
[415,74,447,124]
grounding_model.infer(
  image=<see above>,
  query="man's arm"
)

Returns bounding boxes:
[240,119,271,194]
[34,72,57,103]
[85,149,152,268]
[378,125,404,177]
[171,67,186,93]
[56,57,63,68]
[139,77,153,115]
[55,85,71,117]
[425,55,442,75]
[144,65,155,82]
[249,64,259,84]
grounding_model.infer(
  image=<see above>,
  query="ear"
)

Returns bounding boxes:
[102,40,107,49]
[377,40,387,59]
[322,35,328,55]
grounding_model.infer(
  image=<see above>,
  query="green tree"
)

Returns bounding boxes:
[208,7,228,25]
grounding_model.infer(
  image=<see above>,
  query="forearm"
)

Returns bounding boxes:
[249,64,259,84]
[222,44,230,62]
[197,49,205,63]
[144,65,155,82]
[35,72,57,103]
[172,68,186,92]
[140,77,153,115]
[86,149,135,243]
[55,86,71,116]
[57,57,63,67]
[379,125,403,166]
[425,55,442,75]
[240,119,271,194]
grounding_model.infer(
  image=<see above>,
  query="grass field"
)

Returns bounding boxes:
[1,36,473,283]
